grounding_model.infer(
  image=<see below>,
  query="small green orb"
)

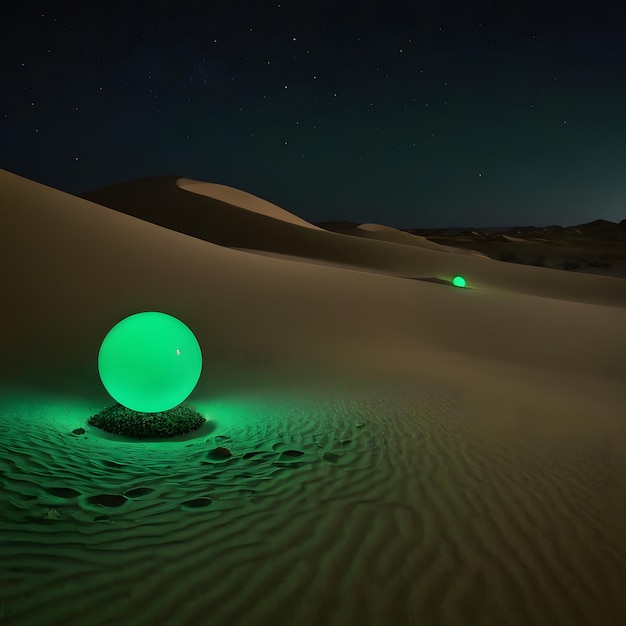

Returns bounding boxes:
[452,275,467,288]
[98,312,202,413]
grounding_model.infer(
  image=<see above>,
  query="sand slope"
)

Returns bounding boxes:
[2,168,626,626]
[346,222,489,258]
[177,178,323,230]
[80,175,626,308]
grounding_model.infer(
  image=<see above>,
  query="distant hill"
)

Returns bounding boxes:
[403,219,626,243]
[392,218,626,278]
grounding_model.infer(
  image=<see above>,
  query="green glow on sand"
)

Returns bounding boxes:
[98,312,202,413]
[452,275,467,288]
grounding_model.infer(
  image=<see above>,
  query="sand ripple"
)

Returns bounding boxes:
[1,385,626,625]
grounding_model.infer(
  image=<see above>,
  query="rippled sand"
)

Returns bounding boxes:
[2,382,626,626]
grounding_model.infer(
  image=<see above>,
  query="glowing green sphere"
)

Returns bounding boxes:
[452,275,467,288]
[98,312,202,413]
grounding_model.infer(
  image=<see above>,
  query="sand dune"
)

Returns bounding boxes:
[80,175,626,308]
[2,168,626,625]
[177,178,323,230]
[411,222,626,279]
[344,222,489,258]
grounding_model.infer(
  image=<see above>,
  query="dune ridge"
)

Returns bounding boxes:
[79,174,626,308]
[177,177,323,230]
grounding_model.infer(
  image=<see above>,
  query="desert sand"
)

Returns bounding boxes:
[398,221,626,279]
[1,168,626,625]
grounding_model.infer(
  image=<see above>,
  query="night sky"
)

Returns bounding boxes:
[2,1,626,228]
